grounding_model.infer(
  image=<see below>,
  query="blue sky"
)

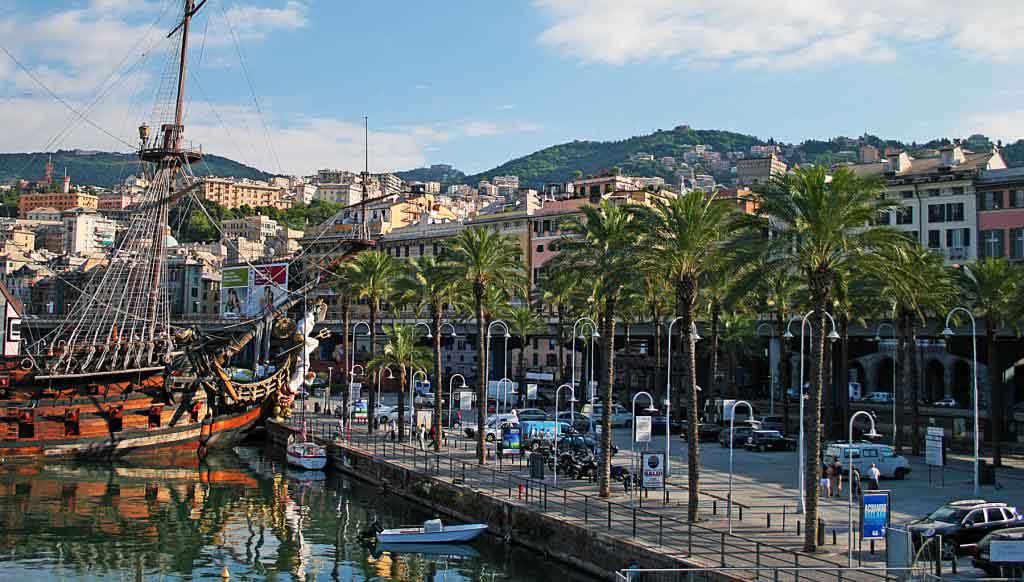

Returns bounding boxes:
[2,0,1023,175]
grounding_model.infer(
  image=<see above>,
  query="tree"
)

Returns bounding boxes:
[539,270,578,381]
[395,255,461,451]
[752,166,898,551]
[640,271,672,404]
[366,324,433,442]
[504,303,545,397]
[639,191,745,520]
[443,227,525,464]
[331,262,357,418]
[958,257,1023,467]
[348,251,401,436]
[554,202,641,497]
[718,312,758,397]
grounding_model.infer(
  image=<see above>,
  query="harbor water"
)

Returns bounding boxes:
[0,447,598,581]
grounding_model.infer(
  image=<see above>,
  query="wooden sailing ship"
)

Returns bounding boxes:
[0,1,366,460]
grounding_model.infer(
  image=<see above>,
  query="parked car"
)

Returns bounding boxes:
[718,426,757,447]
[376,404,411,425]
[557,434,616,457]
[581,403,632,427]
[680,422,722,441]
[865,392,893,403]
[825,443,911,479]
[932,397,958,408]
[464,413,518,439]
[744,430,797,451]
[515,408,550,422]
[973,526,1024,577]
[555,412,595,434]
[649,412,684,435]
[758,415,785,433]
[908,500,1024,558]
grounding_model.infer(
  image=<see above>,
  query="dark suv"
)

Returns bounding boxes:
[908,500,1024,558]
[744,430,796,452]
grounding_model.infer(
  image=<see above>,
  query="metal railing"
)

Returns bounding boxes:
[612,567,935,582]
[299,418,888,582]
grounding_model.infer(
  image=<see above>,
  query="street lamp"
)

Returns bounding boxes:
[785,310,840,514]
[571,316,599,417]
[631,391,657,495]
[756,322,776,416]
[728,399,754,533]
[440,322,458,337]
[351,321,371,419]
[448,373,468,431]
[496,377,515,413]
[410,369,428,442]
[848,411,880,566]
[487,320,511,408]
[325,366,334,413]
[665,317,701,477]
[553,383,576,488]
[414,321,433,338]
[873,322,898,447]
[942,308,980,498]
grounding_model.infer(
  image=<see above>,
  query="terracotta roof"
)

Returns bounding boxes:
[849,151,996,179]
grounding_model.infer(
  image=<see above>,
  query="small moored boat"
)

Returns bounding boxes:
[375,519,487,544]
[286,441,326,470]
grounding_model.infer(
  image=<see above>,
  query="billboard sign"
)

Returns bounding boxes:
[501,426,521,456]
[353,399,368,421]
[861,492,890,540]
[250,263,288,315]
[221,266,249,318]
[642,452,664,488]
[526,383,538,400]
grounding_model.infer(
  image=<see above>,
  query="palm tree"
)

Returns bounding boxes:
[331,262,357,417]
[554,202,641,497]
[503,303,545,396]
[718,312,758,397]
[539,270,577,380]
[639,191,744,520]
[348,250,401,434]
[752,166,898,551]
[366,324,432,441]
[641,271,672,403]
[958,257,1022,467]
[443,227,525,464]
[395,255,461,450]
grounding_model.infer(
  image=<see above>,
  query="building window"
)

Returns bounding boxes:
[418,244,424,256]
[981,191,1003,210]
[895,206,913,225]
[926,188,940,197]
[900,190,914,199]
[982,230,1004,258]
[1012,190,1024,208]
[872,210,891,226]
[536,244,544,253]
[1012,229,1024,259]
[928,203,963,223]
[952,187,965,196]
[946,228,970,249]
[927,230,940,249]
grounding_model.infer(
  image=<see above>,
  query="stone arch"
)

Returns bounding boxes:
[877,357,895,393]
[925,359,945,403]
[953,359,971,407]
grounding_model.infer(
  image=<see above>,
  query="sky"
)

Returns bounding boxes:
[2,0,1024,176]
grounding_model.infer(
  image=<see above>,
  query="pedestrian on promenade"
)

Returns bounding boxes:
[868,463,881,490]
[821,462,833,497]
[417,424,426,450]
[388,418,397,441]
[832,457,843,496]
[851,467,862,500]
[428,424,439,449]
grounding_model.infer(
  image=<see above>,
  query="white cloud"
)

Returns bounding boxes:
[964,110,1024,144]
[534,0,1024,68]
[414,83,430,90]
[223,1,309,42]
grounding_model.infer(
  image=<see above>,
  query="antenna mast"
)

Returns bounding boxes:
[360,116,369,239]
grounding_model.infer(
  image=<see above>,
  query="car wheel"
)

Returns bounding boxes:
[894,468,906,480]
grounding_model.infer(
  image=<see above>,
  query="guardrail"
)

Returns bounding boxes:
[612,567,934,582]
[298,417,888,582]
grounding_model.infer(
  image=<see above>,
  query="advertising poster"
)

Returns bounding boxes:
[250,263,288,315]
[642,452,665,489]
[925,426,944,467]
[635,415,652,443]
[501,426,521,456]
[526,383,538,400]
[220,267,249,318]
[861,492,890,540]
[353,399,368,421]
[460,391,473,411]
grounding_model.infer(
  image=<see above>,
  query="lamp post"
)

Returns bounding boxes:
[784,310,840,514]
[487,320,511,411]
[351,321,371,421]
[496,377,515,413]
[942,308,980,498]
[553,383,576,488]
[757,322,776,416]
[414,321,433,338]
[631,391,657,495]
[728,399,754,533]
[873,322,898,447]
[448,373,468,431]
[410,369,428,442]
[848,411,880,565]
[325,366,333,413]
[665,317,701,477]
[571,317,599,418]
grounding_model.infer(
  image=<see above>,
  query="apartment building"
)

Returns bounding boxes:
[736,153,788,187]
[18,191,98,218]
[62,208,116,256]
[202,178,290,210]
[975,167,1024,260]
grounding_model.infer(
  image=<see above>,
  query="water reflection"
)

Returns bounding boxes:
[0,447,595,581]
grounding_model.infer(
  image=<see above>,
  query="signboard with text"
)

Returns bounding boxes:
[642,452,665,489]
[925,426,944,467]
[635,415,652,443]
[526,384,538,400]
[220,263,289,318]
[861,491,890,541]
[459,391,473,411]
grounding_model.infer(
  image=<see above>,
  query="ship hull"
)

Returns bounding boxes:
[0,405,263,461]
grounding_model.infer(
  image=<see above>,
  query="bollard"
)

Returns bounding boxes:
[607,501,612,530]
[720,532,726,567]
[832,529,837,545]
[739,505,743,521]
[782,507,786,531]
[767,512,772,529]
[518,483,523,500]
[632,507,637,538]
[817,519,825,546]
[756,542,761,573]
[713,500,717,515]
[659,516,663,546]
[797,520,801,536]
[584,497,589,524]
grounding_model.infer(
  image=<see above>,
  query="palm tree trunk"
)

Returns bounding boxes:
[986,319,1002,466]
[397,366,407,441]
[368,303,378,434]
[838,314,850,439]
[804,272,830,553]
[710,303,721,398]
[678,275,701,522]
[777,309,791,436]
[475,282,487,464]
[654,315,663,407]
[341,296,351,418]
[518,334,527,400]
[432,303,443,452]
[557,307,565,380]
[599,302,617,498]
[895,314,907,455]
[909,315,921,456]
[624,322,632,393]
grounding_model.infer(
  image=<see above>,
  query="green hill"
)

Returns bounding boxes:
[0,149,273,188]
[395,165,466,186]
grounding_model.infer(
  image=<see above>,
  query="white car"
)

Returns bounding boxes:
[375,404,411,425]
[581,403,633,427]
[825,443,911,480]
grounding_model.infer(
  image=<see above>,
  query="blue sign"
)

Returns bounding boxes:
[501,426,521,456]
[861,492,890,540]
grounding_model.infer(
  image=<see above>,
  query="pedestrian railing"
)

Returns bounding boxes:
[297,417,889,582]
[612,567,934,582]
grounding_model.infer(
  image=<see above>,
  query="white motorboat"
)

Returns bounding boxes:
[375,519,487,544]
[286,441,326,470]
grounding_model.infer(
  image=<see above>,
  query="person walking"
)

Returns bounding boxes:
[868,463,881,490]
[388,417,397,441]
[821,461,833,498]
[851,467,862,500]
[832,457,843,496]
[417,424,426,450]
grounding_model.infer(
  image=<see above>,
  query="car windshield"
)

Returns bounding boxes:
[927,506,968,523]
[757,431,782,437]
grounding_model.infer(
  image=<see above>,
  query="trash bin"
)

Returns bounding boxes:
[978,460,995,485]
[529,452,545,479]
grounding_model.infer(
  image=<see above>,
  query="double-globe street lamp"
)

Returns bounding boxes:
[630,391,657,496]
[848,411,881,565]
[784,310,840,514]
[756,322,777,416]
[942,307,980,498]
[873,322,898,447]
[553,383,577,488]
[665,316,701,477]
[727,399,754,533]
[571,317,600,415]
[448,373,468,432]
